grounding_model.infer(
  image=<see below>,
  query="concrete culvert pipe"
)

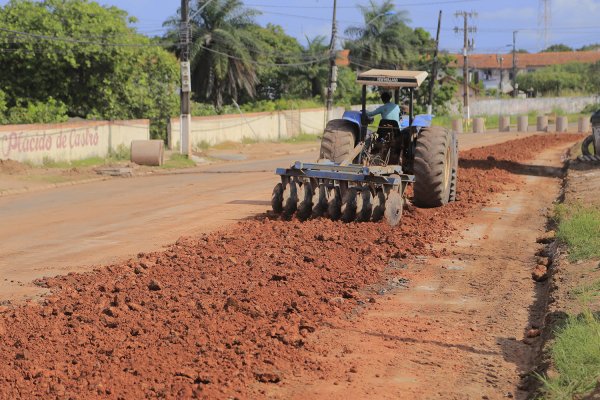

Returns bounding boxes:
[452,119,463,134]
[556,116,568,133]
[578,117,590,133]
[499,116,510,132]
[472,118,485,133]
[517,115,528,132]
[131,140,164,166]
[537,116,548,132]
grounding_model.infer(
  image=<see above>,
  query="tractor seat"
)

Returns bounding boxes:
[377,119,401,138]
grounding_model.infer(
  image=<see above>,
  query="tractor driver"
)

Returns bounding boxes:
[367,91,401,126]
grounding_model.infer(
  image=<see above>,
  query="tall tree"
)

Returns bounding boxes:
[407,28,456,113]
[0,0,179,137]
[165,0,263,110]
[301,36,330,99]
[344,0,414,70]
[246,23,305,101]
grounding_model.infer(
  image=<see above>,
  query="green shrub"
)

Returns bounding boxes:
[582,103,600,114]
[111,144,130,161]
[4,97,69,124]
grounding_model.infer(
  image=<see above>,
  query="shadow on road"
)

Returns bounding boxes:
[227,200,271,206]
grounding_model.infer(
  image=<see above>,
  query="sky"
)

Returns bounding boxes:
[2,0,600,54]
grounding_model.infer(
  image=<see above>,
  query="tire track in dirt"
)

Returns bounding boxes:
[270,144,573,400]
[0,134,582,399]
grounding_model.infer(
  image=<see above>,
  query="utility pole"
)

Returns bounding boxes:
[180,0,192,156]
[325,0,337,123]
[512,30,518,98]
[454,11,477,122]
[427,10,442,114]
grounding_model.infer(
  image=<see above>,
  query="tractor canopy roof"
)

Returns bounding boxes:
[356,69,428,88]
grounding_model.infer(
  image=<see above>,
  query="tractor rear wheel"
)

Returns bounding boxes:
[413,126,454,208]
[319,121,355,163]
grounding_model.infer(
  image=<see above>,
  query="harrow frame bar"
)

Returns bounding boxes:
[275,161,414,186]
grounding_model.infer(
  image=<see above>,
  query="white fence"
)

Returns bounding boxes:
[0,119,149,165]
[168,107,345,150]
[450,96,600,116]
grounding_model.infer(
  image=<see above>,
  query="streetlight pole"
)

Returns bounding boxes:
[325,0,337,122]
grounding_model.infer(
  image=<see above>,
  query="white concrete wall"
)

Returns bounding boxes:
[168,107,345,150]
[449,95,600,116]
[0,119,149,165]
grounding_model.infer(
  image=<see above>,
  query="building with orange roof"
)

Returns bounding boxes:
[451,50,600,94]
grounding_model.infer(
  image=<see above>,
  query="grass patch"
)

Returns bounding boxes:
[42,156,109,169]
[280,132,321,143]
[24,174,75,184]
[555,203,600,261]
[540,310,600,399]
[241,136,260,145]
[161,153,196,169]
[432,115,453,129]
[573,280,600,305]
[196,140,211,151]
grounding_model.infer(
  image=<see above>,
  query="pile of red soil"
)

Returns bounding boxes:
[0,134,580,398]
[0,159,29,175]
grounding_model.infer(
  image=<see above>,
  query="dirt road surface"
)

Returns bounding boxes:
[0,132,537,302]
[0,133,582,399]
[268,144,569,399]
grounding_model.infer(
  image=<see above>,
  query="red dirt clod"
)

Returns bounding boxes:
[532,265,548,282]
[526,328,541,338]
[147,279,162,291]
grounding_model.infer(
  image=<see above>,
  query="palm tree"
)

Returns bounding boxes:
[344,0,414,70]
[302,36,330,98]
[165,0,262,110]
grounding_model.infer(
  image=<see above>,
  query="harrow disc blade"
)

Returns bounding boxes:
[282,180,299,219]
[296,182,313,221]
[311,183,328,218]
[371,189,386,222]
[384,191,403,227]
[271,182,283,214]
[341,188,358,222]
[327,186,342,221]
[356,189,373,222]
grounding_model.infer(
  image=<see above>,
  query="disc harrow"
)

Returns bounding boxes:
[271,161,413,226]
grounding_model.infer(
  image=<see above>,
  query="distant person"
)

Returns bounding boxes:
[367,91,401,125]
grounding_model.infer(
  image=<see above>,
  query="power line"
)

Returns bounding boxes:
[188,28,329,60]
[195,43,330,67]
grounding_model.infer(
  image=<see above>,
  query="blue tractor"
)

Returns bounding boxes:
[271,69,458,226]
